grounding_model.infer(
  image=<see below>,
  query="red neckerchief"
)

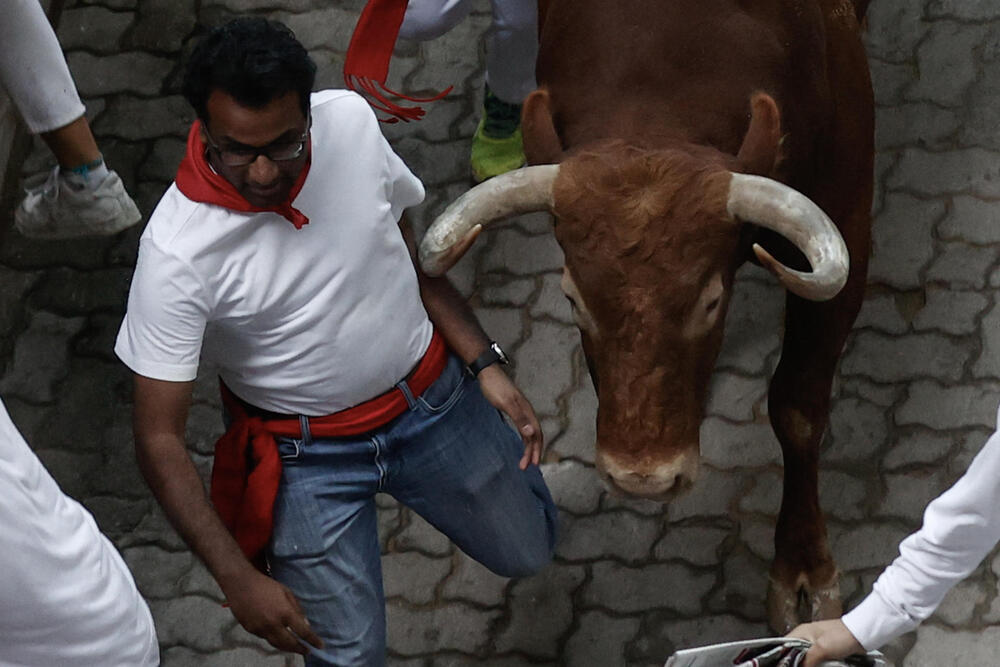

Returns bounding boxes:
[175,121,311,230]
[343,0,452,123]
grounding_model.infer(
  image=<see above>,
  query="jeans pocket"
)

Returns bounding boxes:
[416,369,468,414]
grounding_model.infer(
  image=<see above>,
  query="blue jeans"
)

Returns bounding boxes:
[267,354,558,666]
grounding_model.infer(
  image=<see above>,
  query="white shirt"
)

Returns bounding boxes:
[0,399,158,666]
[843,402,1000,649]
[115,90,431,415]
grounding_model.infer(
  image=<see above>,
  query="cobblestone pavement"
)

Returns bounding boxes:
[3,0,1000,665]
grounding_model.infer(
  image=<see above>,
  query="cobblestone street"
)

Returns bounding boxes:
[3,1,1000,665]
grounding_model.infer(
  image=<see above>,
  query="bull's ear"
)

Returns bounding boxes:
[736,92,782,176]
[522,88,564,165]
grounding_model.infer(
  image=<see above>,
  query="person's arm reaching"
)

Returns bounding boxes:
[131,373,321,655]
[399,216,543,469]
[789,402,1000,665]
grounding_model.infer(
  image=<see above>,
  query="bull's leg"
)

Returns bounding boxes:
[765,219,869,632]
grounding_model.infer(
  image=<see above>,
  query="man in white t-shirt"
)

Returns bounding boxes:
[1,389,157,663]
[115,18,557,666]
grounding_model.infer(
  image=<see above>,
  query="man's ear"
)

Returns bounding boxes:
[522,88,564,165]
[736,92,782,176]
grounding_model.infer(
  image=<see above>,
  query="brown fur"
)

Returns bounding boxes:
[526,0,874,630]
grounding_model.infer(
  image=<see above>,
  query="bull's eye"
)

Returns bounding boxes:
[564,294,578,310]
[705,296,721,314]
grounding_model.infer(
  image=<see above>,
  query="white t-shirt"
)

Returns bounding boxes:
[115,90,431,415]
[843,401,1000,649]
[0,399,158,666]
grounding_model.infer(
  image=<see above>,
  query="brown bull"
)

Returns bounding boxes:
[418,0,873,631]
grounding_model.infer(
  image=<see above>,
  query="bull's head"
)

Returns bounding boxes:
[418,93,848,500]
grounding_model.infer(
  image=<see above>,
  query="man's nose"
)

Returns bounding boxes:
[247,154,280,185]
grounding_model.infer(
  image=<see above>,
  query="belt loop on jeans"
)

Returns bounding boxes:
[298,414,312,446]
[395,378,418,410]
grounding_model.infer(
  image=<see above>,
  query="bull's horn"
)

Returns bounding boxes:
[727,173,849,301]
[418,165,559,276]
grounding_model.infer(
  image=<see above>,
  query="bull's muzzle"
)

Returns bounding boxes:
[595,447,699,500]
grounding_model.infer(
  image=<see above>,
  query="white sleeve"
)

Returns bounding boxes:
[843,403,1000,649]
[114,238,210,381]
[381,136,425,222]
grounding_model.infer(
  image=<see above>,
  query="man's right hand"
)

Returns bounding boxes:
[223,569,322,655]
[786,618,865,667]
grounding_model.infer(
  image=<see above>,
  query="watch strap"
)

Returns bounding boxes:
[467,342,506,377]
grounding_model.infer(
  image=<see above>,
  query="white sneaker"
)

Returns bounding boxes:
[14,166,142,239]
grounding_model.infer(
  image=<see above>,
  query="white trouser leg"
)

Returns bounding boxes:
[0,0,85,134]
[399,0,538,105]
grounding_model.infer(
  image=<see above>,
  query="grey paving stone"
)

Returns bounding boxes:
[940,196,1000,244]
[928,0,1000,20]
[178,561,225,601]
[665,466,741,521]
[933,578,989,626]
[883,431,954,470]
[926,241,999,289]
[842,331,969,382]
[479,275,536,307]
[839,377,902,408]
[150,595,237,652]
[640,613,768,661]
[0,310,85,402]
[556,511,661,563]
[139,136,186,182]
[868,193,944,290]
[122,546,194,599]
[833,523,913,571]
[819,471,867,522]
[160,646,288,666]
[905,625,1000,666]
[383,551,452,604]
[562,610,640,667]
[541,459,603,514]
[405,15,492,101]
[393,511,454,557]
[715,272,784,374]
[272,7,356,51]
[912,288,988,335]
[739,470,781,515]
[513,320,579,417]
[58,6,134,52]
[395,136,471,187]
[907,22,987,107]
[118,506,187,551]
[481,227,565,275]
[888,147,1000,199]
[529,271,574,324]
[583,561,714,615]
[973,302,1000,379]
[875,103,959,151]
[386,600,499,655]
[708,549,768,619]
[440,552,509,606]
[201,0,325,11]
[896,381,999,430]
[549,376,597,463]
[82,495,150,540]
[495,564,585,657]
[126,0,196,53]
[853,293,909,335]
[740,518,776,562]
[700,418,782,469]
[864,0,929,63]
[653,524,731,567]
[705,372,766,423]
[958,65,1000,151]
[869,59,917,107]
[877,470,949,522]
[93,94,194,140]
[470,306,523,353]
[31,267,134,313]
[824,397,889,464]
[68,52,175,97]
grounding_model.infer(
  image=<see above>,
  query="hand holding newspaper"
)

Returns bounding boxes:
[665,637,887,667]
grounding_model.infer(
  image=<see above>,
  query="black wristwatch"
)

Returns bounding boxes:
[467,341,510,377]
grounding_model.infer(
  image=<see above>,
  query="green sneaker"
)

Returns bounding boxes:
[470,85,526,182]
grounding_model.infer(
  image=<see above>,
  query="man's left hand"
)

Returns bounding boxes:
[476,364,542,469]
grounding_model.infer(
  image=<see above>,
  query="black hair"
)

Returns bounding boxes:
[182,18,317,122]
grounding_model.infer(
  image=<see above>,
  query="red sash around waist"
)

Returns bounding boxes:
[210,330,448,566]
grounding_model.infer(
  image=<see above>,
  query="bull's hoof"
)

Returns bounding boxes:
[766,573,842,633]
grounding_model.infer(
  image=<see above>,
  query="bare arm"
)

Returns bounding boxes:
[399,217,542,468]
[132,374,320,654]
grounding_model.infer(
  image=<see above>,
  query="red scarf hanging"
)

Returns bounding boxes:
[175,121,311,229]
[343,0,452,123]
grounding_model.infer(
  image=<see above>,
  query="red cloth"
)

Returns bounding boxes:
[175,121,312,229]
[210,331,449,565]
[343,0,452,123]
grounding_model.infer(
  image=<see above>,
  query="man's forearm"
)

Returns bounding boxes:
[135,433,254,590]
[419,274,490,363]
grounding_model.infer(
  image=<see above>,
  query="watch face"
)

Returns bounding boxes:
[492,342,510,365]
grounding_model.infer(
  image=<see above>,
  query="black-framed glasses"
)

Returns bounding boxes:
[203,116,311,167]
